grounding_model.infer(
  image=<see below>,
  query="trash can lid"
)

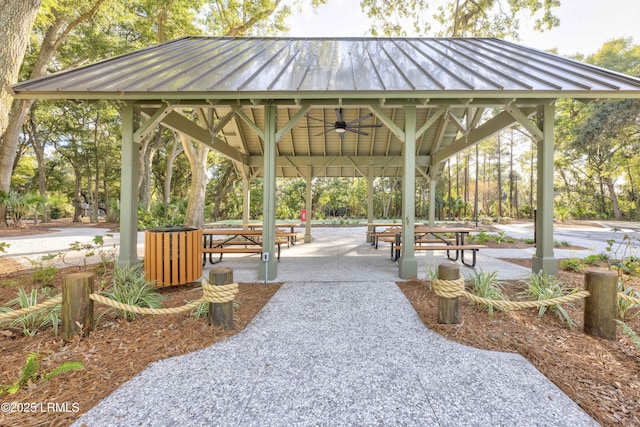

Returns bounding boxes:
[148,226,199,232]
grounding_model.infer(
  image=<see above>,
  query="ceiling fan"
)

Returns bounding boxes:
[300,108,383,140]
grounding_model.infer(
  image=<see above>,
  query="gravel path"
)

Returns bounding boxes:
[73,280,597,426]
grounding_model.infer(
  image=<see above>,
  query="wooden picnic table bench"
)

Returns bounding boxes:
[392,243,487,267]
[202,229,288,265]
[391,227,485,267]
[243,223,299,245]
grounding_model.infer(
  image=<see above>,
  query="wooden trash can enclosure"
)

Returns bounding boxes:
[144,227,203,287]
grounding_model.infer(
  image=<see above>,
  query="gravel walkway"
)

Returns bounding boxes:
[73,280,597,426]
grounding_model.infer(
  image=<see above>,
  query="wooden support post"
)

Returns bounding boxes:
[61,273,94,341]
[209,267,234,330]
[584,270,617,340]
[438,262,460,324]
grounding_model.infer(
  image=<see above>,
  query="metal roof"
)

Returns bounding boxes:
[11,37,640,179]
[12,37,640,99]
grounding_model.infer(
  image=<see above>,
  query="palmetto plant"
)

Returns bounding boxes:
[617,282,640,321]
[102,264,164,321]
[0,287,61,336]
[616,320,640,351]
[0,352,84,396]
[524,271,576,329]
[468,270,507,317]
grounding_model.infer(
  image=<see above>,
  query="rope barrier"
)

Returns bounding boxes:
[0,295,63,321]
[89,280,238,315]
[0,276,635,322]
[618,292,640,305]
[0,280,238,321]
[432,278,591,310]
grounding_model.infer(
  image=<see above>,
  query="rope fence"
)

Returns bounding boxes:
[89,281,238,315]
[0,277,238,328]
[0,294,63,321]
[0,268,239,341]
[431,264,640,341]
[618,292,640,306]
[432,277,591,310]
[0,265,638,343]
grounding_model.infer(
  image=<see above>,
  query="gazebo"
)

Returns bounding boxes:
[11,37,640,280]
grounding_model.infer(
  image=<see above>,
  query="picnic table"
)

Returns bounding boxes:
[243,223,299,245]
[392,227,486,267]
[202,229,292,265]
[366,222,424,245]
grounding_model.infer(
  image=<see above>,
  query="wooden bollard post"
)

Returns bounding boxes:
[584,270,617,340]
[61,272,94,341]
[209,267,234,330]
[438,262,460,324]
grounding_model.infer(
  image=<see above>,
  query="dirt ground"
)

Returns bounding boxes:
[1,221,639,426]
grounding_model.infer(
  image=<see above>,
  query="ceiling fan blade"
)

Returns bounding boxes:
[299,125,334,128]
[335,108,343,122]
[346,128,370,136]
[305,115,334,125]
[348,124,384,128]
[314,128,334,136]
[346,113,375,126]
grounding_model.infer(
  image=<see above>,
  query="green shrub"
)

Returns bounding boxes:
[553,239,570,248]
[524,271,576,329]
[523,238,535,245]
[472,230,491,244]
[559,258,583,273]
[28,255,59,287]
[0,287,61,336]
[584,254,603,266]
[102,264,164,321]
[468,270,507,317]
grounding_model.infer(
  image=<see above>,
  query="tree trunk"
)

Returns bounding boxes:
[73,171,83,223]
[180,135,209,229]
[26,113,52,223]
[0,0,42,227]
[164,135,183,204]
[139,131,163,212]
[605,177,622,220]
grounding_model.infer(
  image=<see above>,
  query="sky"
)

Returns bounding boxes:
[285,0,640,57]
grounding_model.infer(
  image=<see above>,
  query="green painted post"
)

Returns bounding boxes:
[532,103,558,274]
[259,104,278,281]
[117,104,140,268]
[399,105,418,279]
[304,167,312,243]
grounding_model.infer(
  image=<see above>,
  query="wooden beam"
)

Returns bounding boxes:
[505,103,543,141]
[231,106,264,140]
[145,109,248,165]
[416,106,447,139]
[275,105,311,142]
[432,108,536,164]
[369,104,405,142]
[247,155,431,168]
[136,103,172,143]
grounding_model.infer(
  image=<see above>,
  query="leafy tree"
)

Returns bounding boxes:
[0,0,42,227]
[360,0,560,37]
[556,39,640,219]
